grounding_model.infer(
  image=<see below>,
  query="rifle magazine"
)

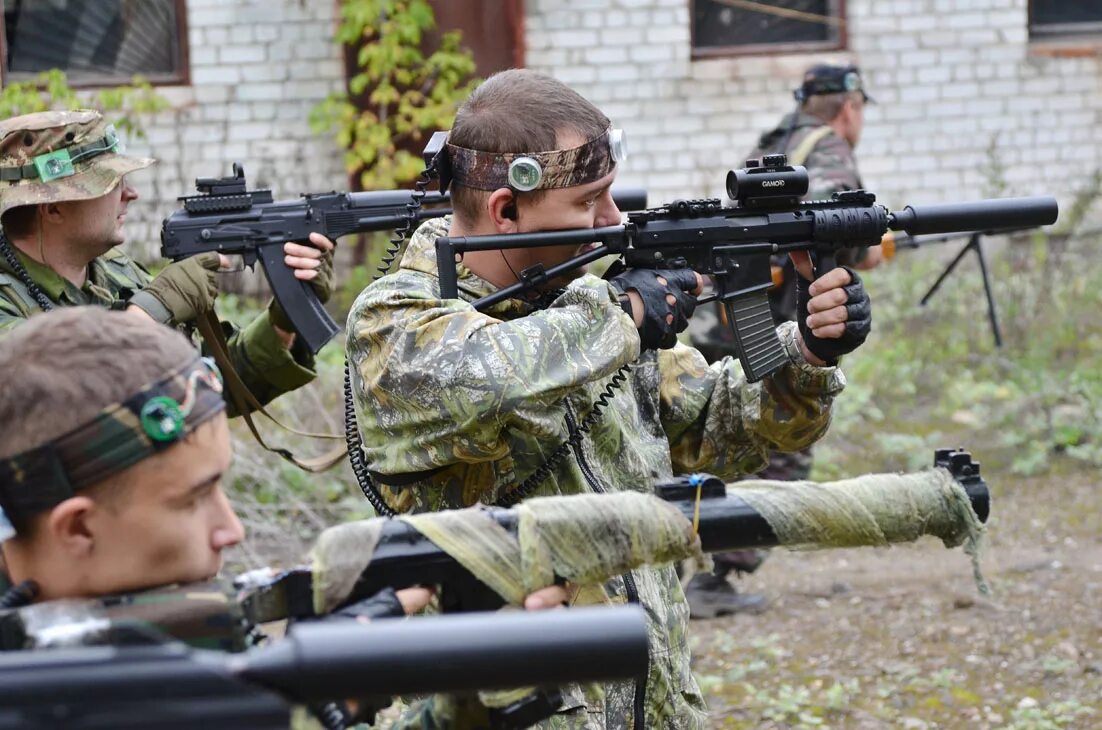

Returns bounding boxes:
[723,293,788,382]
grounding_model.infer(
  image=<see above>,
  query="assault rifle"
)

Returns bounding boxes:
[161,164,647,353]
[0,607,648,730]
[432,153,1058,381]
[240,449,988,621]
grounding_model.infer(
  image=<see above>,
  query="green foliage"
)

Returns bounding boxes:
[1005,698,1094,730]
[0,69,168,139]
[310,0,480,190]
[814,206,1102,480]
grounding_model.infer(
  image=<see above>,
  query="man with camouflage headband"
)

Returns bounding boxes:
[0,307,570,730]
[0,109,335,411]
[684,62,886,619]
[347,68,873,729]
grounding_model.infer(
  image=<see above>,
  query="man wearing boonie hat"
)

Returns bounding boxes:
[0,109,334,410]
[684,63,885,619]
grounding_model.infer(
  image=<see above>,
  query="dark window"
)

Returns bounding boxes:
[1029,0,1102,38]
[691,0,846,58]
[1,0,188,86]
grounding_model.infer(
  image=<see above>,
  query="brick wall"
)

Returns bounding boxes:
[124,0,347,260]
[524,0,1102,211]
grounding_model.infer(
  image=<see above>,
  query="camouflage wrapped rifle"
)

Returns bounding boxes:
[160,163,647,353]
[0,607,648,730]
[433,153,1058,381]
[243,449,990,620]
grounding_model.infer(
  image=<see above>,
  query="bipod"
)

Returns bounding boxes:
[920,231,1003,348]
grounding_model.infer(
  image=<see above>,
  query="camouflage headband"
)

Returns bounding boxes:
[0,356,225,537]
[446,126,627,192]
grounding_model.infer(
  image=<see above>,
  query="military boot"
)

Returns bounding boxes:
[684,572,769,619]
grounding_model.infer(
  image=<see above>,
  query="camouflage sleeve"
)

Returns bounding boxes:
[219,311,317,413]
[804,134,860,200]
[0,299,26,337]
[804,136,867,267]
[349,273,641,476]
[660,321,845,480]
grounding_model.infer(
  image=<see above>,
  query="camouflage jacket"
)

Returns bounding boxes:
[0,245,316,412]
[688,112,866,360]
[347,216,846,730]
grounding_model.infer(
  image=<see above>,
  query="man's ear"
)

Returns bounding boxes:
[46,496,97,557]
[40,202,64,226]
[487,188,519,233]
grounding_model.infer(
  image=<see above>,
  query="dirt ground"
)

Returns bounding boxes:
[689,463,1101,729]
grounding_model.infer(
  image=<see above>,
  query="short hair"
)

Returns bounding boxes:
[801,90,864,124]
[0,308,198,460]
[1,205,38,240]
[448,69,611,224]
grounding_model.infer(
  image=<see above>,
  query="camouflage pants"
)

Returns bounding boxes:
[712,447,813,578]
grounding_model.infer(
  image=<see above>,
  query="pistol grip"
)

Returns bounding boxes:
[258,243,339,353]
[722,292,788,382]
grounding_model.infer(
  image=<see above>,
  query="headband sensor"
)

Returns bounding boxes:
[446,126,626,192]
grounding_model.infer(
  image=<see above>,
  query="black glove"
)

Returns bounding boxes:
[609,268,699,350]
[796,265,871,365]
[328,587,406,622]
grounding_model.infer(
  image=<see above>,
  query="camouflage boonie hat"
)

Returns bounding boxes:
[0,109,155,216]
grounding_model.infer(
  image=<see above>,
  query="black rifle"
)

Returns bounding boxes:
[161,164,648,353]
[242,449,988,621]
[432,154,1058,381]
[0,607,648,730]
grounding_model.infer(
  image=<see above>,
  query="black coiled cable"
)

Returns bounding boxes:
[0,579,40,609]
[497,364,631,508]
[344,163,438,518]
[0,232,54,312]
[308,701,350,730]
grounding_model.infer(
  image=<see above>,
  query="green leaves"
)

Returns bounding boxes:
[0,70,167,140]
[311,0,480,191]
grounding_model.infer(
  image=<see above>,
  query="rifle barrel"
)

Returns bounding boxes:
[242,606,648,700]
[0,608,649,725]
[889,196,1058,236]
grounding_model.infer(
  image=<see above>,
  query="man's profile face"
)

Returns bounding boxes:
[843,97,865,148]
[81,414,244,595]
[54,176,138,255]
[501,129,622,285]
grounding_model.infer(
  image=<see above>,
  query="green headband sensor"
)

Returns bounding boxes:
[0,125,124,184]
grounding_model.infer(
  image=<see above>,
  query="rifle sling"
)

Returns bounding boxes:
[196,310,346,472]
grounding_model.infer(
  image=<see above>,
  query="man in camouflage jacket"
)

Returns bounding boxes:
[348,69,872,729]
[684,63,886,618]
[0,109,333,410]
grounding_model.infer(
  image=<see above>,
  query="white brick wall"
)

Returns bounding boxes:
[123,0,346,259]
[525,0,1102,210]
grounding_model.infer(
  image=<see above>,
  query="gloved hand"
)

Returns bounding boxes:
[796,265,871,365]
[327,587,406,623]
[609,268,700,350]
[130,252,221,326]
[269,234,336,333]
